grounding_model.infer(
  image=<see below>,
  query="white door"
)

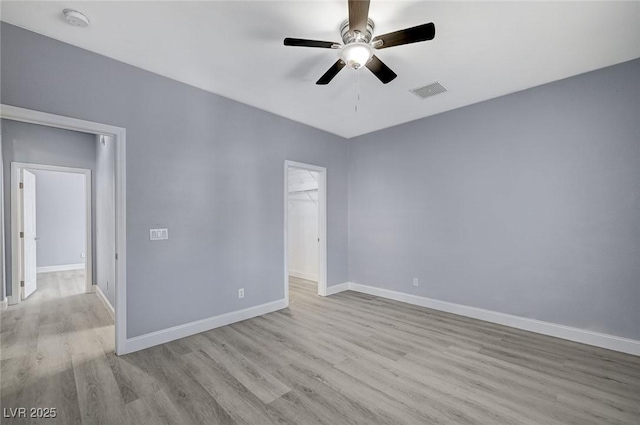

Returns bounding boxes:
[22,170,37,299]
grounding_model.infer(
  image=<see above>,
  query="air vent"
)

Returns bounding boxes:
[410,81,447,99]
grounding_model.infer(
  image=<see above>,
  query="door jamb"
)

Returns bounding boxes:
[1,104,127,355]
[284,160,328,303]
[11,162,93,297]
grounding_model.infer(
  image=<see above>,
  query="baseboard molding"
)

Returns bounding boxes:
[347,283,640,356]
[289,270,318,282]
[95,286,115,320]
[37,263,85,273]
[325,282,350,296]
[122,298,288,355]
[0,297,7,311]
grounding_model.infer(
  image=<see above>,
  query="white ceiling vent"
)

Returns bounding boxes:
[410,81,447,99]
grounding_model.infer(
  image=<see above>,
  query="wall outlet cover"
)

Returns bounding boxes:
[413,278,419,287]
[238,288,245,299]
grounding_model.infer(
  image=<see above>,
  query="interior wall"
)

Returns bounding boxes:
[0,23,349,338]
[31,169,86,269]
[1,119,97,295]
[288,169,319,282]
[95,135,116,307]
[348,58,640,340]
[0,135,4,302]
[5,21,636,345]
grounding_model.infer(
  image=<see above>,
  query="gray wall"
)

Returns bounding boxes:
[31,169,86,268]
[0,138,4,301]
[1,23,349,338]
[4,21,636,343]
[95,135,116,306]
[1,119,97,293]
[348,58,640,340]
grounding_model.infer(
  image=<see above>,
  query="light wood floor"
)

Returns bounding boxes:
[1,273,639,424]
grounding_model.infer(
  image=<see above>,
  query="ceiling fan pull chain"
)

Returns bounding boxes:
[355,69,360,112]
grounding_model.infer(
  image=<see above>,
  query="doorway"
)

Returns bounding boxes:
[11,163,92,299]
[1,104,127,355]
[284,160,327,303]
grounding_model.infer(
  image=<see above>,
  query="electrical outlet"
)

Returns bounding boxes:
[413,278,419,287]
[81,252,86,258]
[238,288,245,299]
[107,281,109,290]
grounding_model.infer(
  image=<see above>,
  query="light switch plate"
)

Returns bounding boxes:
[150,228,169,241]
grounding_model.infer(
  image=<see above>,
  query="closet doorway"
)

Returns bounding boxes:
[284,161,327,303]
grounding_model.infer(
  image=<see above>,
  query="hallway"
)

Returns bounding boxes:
[1,271,113,424]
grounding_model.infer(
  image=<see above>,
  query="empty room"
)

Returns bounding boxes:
[0,1,638,425]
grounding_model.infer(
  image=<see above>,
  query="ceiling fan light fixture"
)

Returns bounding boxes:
[340,42,373,70]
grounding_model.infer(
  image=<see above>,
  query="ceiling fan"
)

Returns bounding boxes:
[284,0,435,85]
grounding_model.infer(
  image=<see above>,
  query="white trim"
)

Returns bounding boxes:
[347,283,640,357]
[288,270,318,282]
[0,297,7,311]
[11,162,93,297]
[95,285,115,320]
[1,104,127,355]
[122,298,287,355]
[325,282,350,296]
[284,160,328,301]
[37,264,85,273]
[10,163,20,305]
[1,104,125,136]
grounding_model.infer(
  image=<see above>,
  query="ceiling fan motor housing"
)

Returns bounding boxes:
[340,18,375,45]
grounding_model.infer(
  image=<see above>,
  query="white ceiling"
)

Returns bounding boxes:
[2,1,639,138]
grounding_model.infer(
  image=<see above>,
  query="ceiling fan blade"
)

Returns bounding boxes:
[365,55,397,84]
[348,0,371,34]
[316,60,346,85]
[284,38,339,49]
[372,22,435,49]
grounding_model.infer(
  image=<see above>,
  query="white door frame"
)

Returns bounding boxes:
[11,162,93,296]
[1,104,127,355]
[284,160,327,302]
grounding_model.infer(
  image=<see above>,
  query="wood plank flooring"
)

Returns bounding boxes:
[1,273,639,424]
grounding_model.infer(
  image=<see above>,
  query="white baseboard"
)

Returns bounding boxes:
[289,270,318,282]
[0,297,7,311]
[37,263,85,273]
[122,298,287,355]
[347,283,640,357]
[325,282,350,296]
[95,286,115,320]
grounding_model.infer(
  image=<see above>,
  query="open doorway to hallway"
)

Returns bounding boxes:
[0,105,127,355]
[1,117,119,350]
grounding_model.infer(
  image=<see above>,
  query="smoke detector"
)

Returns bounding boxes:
[63,9,90,28]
